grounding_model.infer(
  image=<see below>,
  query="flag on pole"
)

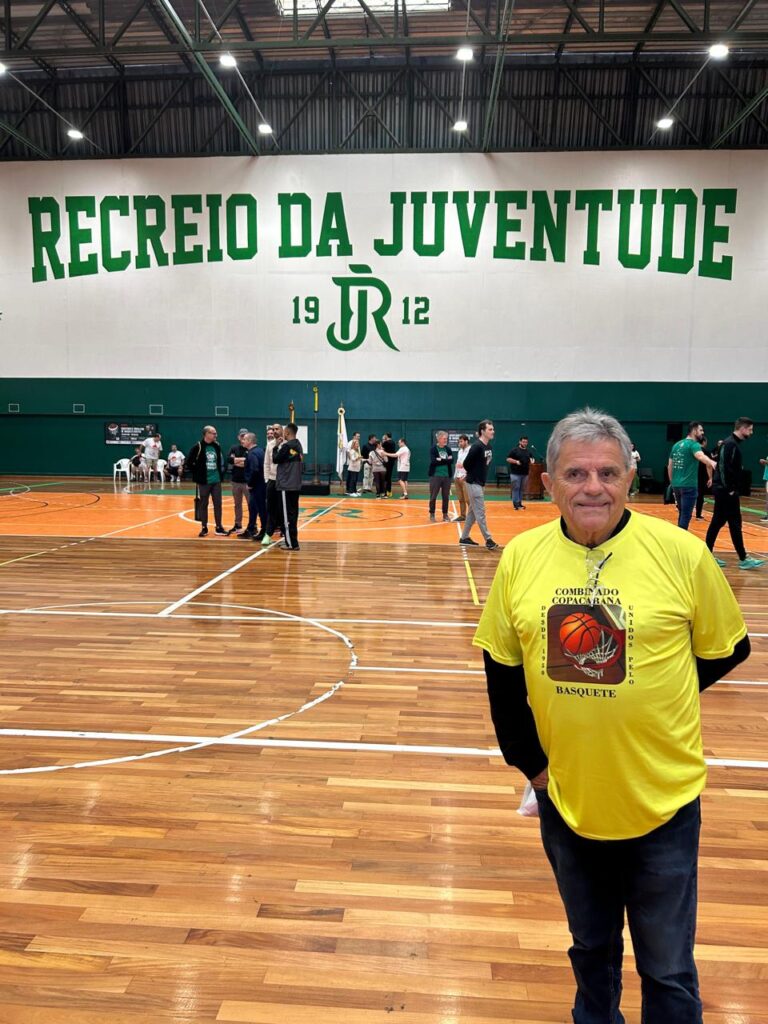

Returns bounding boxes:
[336,405,348,481]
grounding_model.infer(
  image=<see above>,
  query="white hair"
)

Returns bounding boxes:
[546,408,633,474]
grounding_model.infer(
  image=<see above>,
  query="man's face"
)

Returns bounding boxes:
[480,424,495,442]
[692,424,704,441]
[266,428,274,441]
[204,429,217,443]
[519,439,528,449]
[437,434,447,446]
[458,437,468,449]
[737,423,754,439]
[542,438,632,546]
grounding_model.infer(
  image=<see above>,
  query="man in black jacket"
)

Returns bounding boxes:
[273,423,304,551]
[705,417,764,570]
[185,426,226,537]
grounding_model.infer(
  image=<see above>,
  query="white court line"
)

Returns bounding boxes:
[98,508,190,538]
[158,498,345,617]
[0,728,765,768]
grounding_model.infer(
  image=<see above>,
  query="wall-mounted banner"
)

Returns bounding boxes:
[105,422,157,445]
[0,151,765,382]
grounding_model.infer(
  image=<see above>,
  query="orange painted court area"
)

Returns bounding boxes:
[1,478,766,551]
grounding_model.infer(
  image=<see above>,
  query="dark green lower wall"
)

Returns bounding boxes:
[1,379,766,482]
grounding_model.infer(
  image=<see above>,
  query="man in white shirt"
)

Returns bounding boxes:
[394,438,411,499]
[142,433,162,482]
[453,434,470,521]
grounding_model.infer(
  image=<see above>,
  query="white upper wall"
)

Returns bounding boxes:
[1,150,765,381]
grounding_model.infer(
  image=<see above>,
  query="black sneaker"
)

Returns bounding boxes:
[198,527,208,537]
[459,537,479,546]
[253,531,265,542]
[214,527,227,536]
[237,531,254,540]
[486,539,501,551]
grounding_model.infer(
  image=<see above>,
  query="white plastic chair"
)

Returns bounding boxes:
[155,459,168,485]
[113,458,131,483]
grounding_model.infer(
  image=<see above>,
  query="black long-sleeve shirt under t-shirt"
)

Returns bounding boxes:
[484,513,752,780]
[462,440,492,486]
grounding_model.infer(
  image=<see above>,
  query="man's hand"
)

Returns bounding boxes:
[530,769,549,791]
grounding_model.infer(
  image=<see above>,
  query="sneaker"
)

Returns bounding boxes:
[354,491,362,496]
[198,527,208,537]
[214,527,227,536]
[715,558,727,567]
[760,516,768,522]
[237,530,254,540]
[459,537,479,546]
[739,558,764,570]
[456,515,466,522]
[401,495,408,500]
[695,516,705,520]
[442,515,450,522]
[429,514,436,521]
[486,540,501,551]
[260,534,273,547]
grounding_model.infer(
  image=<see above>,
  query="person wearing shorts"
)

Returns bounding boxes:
[394,438,411,499]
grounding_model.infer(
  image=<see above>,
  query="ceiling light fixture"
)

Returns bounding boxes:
[456,46,473,61]
[656,116,674,130]
[258,123,273,135]
[0,62,7,75]
[219,52,237,68]
[452,119,468,132]
[67,128,84,140]
[708,43,729,60]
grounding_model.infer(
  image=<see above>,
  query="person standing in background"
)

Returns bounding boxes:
[273,423,304,550]
[761,448,768,522]
[459,421,499,550]
[142,433,162,482]
[239,432,266,542]
[227,428,250,535]
[668,422,716,531]
[368,439,387,499]
[185,426,226,537]
[628,441,641,500]
[428,430,454,521]
[393,437,411,499]
[453,434,470,521]
[261,424,283,547]
[506,436,535,510]
[346,439,362,496]
[705,417,764,569]
[361,434,376,493]
[381,432,398,497]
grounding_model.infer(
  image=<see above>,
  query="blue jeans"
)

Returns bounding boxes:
[673,486,698,530]
[535,791,702,1024]
[510,473,528,507]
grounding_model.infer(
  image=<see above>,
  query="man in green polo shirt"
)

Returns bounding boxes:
[667,422,716,531]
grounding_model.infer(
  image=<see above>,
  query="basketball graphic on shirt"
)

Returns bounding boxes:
[559,612,602,656]
[547,604,626,684]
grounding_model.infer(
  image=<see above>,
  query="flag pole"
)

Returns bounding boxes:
[312,385,319,485]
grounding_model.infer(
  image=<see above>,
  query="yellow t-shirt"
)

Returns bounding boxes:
[473,512,747,840]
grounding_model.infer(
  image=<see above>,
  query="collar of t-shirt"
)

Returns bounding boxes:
[560,508,631,547]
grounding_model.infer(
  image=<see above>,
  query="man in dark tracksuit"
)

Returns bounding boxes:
[239,432,267,542]
[272,424,304,551]
[185,425,226,537]
[705,416,764,570]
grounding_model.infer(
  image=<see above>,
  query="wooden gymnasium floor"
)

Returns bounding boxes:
[0,475,766,1024]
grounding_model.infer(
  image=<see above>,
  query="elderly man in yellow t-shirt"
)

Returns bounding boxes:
[474,407,749,1024]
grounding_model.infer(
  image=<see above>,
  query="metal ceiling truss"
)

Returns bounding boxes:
[1,0,767,159]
